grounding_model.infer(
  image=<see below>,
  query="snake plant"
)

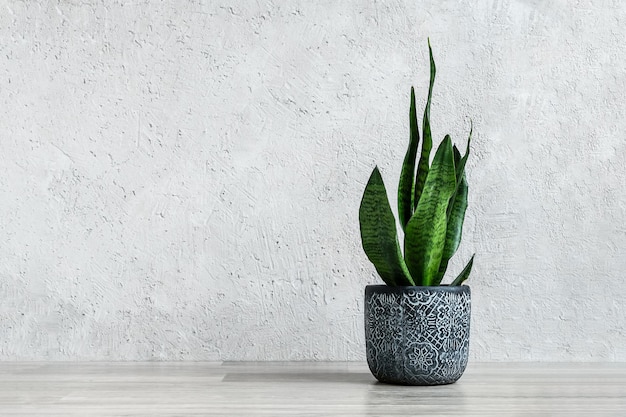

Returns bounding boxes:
[359,41,474,287]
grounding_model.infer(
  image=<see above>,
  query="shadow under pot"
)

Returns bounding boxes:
[364,284,471,385]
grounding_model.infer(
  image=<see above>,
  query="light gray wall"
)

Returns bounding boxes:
[1,0,625,361]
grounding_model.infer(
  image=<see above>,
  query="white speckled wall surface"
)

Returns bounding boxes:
[1,1,625,361]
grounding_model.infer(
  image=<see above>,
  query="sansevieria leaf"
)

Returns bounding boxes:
[452,123,472,199]
[398,87,420,231]
[453,145,461,168]
[359,167,415,286]
[404,136,456,286]
[436,174,468,284]
[451,254,475,286]
[437,129,472,282]
[413,39,436,210]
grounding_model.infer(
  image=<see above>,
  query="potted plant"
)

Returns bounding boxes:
[359,41,475,386]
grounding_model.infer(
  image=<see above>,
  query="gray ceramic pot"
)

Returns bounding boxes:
[364,285,471,385]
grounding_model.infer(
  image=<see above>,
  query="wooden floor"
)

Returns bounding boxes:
[0,361,625,416]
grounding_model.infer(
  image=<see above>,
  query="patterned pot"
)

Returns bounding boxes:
[364,285,471,385]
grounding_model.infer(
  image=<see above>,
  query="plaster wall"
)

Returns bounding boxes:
[1,0,625,361]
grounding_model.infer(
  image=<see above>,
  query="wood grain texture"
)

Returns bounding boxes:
[0,362,625,416]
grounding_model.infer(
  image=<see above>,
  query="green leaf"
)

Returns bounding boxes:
[452,122,472,198]
[451,254,475,286]
[453,145,461,169]
[398,87,420,231]
[359,167,415,286]
[413,38,436,210]
[436,174,469,284]
[404,136,456,286]
[437,128,472,283]
[446,174,469,257]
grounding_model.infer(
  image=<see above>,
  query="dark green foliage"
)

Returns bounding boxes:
[437,126,473,284]
[404,136,456,285]
[359,167,415,286]
[436,174,468,279]
[398,87,420,231]
[358,40,475,286]
[413,40,436,211]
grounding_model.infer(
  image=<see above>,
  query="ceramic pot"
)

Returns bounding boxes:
[364,285,471,385]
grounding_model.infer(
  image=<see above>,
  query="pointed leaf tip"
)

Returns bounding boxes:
[398,87,421,230]
[451,254,475,286]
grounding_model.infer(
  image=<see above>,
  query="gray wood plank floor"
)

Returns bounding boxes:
[0,361,625,416]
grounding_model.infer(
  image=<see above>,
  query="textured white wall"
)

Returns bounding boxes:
[1,0,625,361]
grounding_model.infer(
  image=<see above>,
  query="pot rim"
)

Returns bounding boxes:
[365,284,470,294]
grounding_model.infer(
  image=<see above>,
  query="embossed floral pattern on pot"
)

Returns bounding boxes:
[365,285,471,385]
